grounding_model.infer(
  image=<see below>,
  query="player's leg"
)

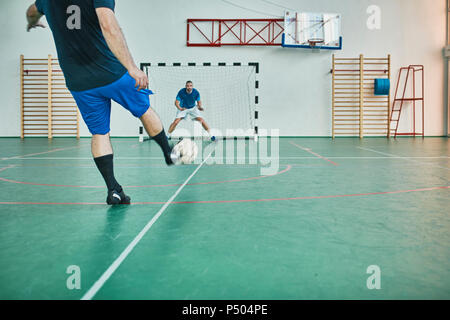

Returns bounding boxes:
[71,90,130,205]
[168,108,187,138]
[91,133,113,158]
[91,133,129,203]
[194,117,216,141]
[194,117,210,132]
[168,117,182,135]
[190,107,215,140]
[139,108,176,165]
[108,73,177,165]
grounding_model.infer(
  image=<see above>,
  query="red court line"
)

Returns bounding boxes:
[289,141,339,166]
[0,165,292,188]
[169,186,450,204]
[0,186,448,206]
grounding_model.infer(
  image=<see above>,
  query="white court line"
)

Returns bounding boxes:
[0,165,16,172]
[0,144,88,161]
[357,146,450,171]
[289,141,338,166]
[5,156,450,161]
[80,149,214,300]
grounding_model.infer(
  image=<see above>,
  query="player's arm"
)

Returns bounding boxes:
[196,92,203,111]
[26,3,45,32]
[175,100,185,111]
[197,100,203,111]
[96,7,148,90]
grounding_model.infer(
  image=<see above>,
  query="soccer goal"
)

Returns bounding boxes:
[139,62,259,141]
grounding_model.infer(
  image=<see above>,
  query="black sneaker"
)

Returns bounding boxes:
[107,189,131,205]
[166,142,183,166]
[165,146,175,166]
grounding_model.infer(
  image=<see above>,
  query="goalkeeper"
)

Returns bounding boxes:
[168,81,215,141]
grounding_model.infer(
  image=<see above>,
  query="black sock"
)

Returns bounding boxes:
[152,129,173,164]
[94,154,122,192]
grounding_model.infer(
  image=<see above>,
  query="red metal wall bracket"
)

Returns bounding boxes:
[187,19,284,47]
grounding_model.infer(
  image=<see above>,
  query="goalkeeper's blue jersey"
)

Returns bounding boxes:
[176,88,201,109]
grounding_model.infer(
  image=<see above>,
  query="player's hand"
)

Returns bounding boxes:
[27,22,46,32]
[197,106,204,111]
[129,67,149,91]
[179,108,186,111]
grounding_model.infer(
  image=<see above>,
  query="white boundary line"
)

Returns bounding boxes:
[0,144,89,161]
[357,146,450,171]
[5,156,449,161]
[289,141,338,166]
[80,149,214,300]
[0,165,16,172]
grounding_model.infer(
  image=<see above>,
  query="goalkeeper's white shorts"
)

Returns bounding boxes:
[175,106,202,119]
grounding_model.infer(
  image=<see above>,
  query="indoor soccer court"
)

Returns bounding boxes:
[1,0,450,301]
[0,137,449,299]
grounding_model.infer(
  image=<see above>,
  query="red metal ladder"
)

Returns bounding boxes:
[390,65,424,138]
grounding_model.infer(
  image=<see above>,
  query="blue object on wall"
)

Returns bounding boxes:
[374,78,390,95]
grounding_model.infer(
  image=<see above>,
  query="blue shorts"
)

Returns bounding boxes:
[71,72,153,135]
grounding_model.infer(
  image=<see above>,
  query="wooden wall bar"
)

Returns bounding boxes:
[20,55,80,139]
[332,54,391,138]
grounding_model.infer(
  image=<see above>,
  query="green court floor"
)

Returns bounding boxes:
[0,137,449,300]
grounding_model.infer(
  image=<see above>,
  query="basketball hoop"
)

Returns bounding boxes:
[282,11,343,50]
[308,38,324,48]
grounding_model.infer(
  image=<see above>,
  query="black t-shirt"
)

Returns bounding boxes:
[35,0,127,91]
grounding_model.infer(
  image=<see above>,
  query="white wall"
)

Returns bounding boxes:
[0,0,447,137]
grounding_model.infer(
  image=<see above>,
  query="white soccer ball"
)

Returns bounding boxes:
[173,138,198,164]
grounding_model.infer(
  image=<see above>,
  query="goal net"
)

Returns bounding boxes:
[140,64,257,140]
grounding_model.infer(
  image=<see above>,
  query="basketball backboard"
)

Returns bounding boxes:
[282,11,342,50]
